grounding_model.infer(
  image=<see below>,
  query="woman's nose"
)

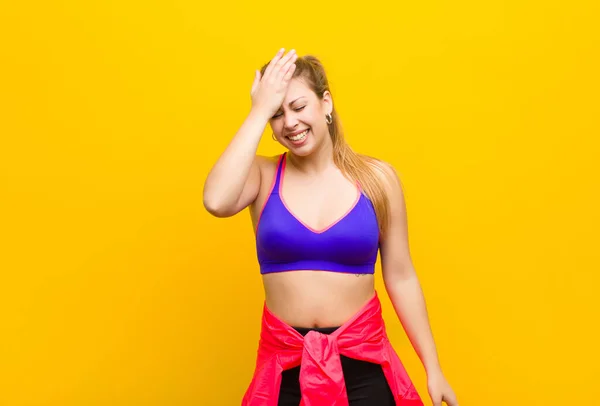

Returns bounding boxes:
[283,114,299,130]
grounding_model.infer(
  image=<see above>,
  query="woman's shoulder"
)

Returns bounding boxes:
[255,153,283,170]
[254,153,285,185]
[248,154,284,215]
[358,155,407,223]
[358,153,402,185]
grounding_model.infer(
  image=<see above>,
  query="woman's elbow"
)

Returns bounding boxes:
[203,195,234,218]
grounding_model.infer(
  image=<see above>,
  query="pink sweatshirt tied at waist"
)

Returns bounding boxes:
[242,291,424,406]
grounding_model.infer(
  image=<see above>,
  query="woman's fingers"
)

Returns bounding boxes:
[445,393,459,406]
[250,48,298,114]
[262,48,285,80]
[250,70,261,96]
[277,52,297,83]
[261,48,297,84]
[268,49,295,82]
[283,62,296,82]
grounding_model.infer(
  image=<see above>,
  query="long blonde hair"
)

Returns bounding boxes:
[261,55,393,237]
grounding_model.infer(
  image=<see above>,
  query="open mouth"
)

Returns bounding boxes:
[286,129,309,143]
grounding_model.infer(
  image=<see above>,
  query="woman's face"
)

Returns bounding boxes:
[270,78,332,156]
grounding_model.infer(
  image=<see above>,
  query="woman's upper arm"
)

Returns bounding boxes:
[231,154,264,216]
[375,160,417,283]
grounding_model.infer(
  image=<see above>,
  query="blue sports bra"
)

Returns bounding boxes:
[255,152,380,275]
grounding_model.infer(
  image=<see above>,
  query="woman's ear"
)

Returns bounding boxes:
[322,90,333,115]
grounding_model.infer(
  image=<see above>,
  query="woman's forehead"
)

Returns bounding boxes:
[284,79,313,101]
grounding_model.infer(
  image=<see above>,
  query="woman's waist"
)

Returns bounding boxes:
[263,270,375,328]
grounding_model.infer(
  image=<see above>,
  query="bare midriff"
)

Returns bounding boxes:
[262,270,376,328]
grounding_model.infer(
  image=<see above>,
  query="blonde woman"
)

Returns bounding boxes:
[203,48,458,406]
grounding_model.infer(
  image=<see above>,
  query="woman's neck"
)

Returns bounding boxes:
[286,136,335,176]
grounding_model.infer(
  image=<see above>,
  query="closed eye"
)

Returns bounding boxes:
[272,106,305,119]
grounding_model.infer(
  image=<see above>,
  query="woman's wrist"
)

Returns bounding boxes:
[425,362,444,377]
[248,106,273,123]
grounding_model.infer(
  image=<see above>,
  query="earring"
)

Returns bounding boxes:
[326,113,333,124]
[272,133,277,141]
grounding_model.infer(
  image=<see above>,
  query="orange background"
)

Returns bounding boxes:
[1,0,599,405]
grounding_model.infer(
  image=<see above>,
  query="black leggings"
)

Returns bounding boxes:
[277,326,396,405]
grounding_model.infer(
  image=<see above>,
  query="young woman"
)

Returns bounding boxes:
[203,48,458,406]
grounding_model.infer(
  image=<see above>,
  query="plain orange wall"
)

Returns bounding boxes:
[1,1,599,405]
